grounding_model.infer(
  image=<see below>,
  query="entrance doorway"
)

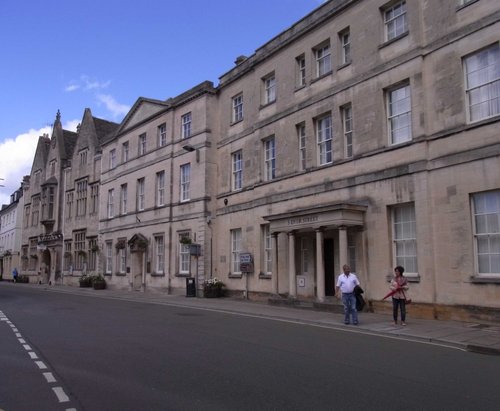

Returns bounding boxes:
[41,250,51,284]
[324,239,335,296]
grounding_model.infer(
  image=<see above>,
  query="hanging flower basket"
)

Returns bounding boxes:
[180,237,192,245]
[115,240,126,250]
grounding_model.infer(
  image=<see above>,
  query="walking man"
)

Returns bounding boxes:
[335,264,360,325]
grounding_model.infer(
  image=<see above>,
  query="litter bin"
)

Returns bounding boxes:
[186,277,196,297]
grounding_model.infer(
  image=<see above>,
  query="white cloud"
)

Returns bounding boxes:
[65,84,80,92]
[96,94,130,118]
[0,120,79,207]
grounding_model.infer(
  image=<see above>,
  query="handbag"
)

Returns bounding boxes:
[402,290,412,305]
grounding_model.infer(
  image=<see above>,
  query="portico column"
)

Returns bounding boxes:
[339,226,348,269]
[288,231,296,298]
[315,228,325,302]
[271,232,279,295]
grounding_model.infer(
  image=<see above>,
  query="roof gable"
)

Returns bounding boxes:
[116,98,169,136]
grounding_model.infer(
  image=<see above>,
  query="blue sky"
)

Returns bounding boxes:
[0,0,323,205]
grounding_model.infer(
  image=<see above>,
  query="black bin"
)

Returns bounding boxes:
[186,277,196,297]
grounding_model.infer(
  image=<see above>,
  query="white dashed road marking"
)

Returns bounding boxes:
[0,311,77,409]
[53,387,70,402]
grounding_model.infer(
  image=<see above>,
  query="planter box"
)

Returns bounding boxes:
[93,282,106,290]
[204,287,224,298]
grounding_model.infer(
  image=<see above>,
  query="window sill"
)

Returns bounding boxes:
[386,275,420,283]
[379,31,409,49]
[175,273,191,278]
[259,272,272,280]
[456,0,479,11]
[228,273,243,279]
[337,61,351,70]
[230,119,243,126]
[259,100,276,110]
[151,272,165,277]
[294,85,306,92]
[470,276,500,284]
[310,70,333,84]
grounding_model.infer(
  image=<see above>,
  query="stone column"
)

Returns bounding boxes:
[315,228,325,302]
[271,232,279,295]
[339,226,348,271]
[288,231,296,298]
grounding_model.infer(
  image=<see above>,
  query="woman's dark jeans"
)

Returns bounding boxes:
[392,297,406,322]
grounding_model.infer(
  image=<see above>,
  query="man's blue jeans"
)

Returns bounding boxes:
[341,292,358,324]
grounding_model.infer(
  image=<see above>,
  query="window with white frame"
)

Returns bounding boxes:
[158,123,167,147]
[231,228,242,274]
[339,28,351,65]
[154,235,165,274]
[119,247,126,274]
[122,141,129,163]
[66,192,73,220]
[79,150,88,166]
[263,73,276,104]
[32,195,40,226]
[107,189,114,218]
[296,55,306,87]
[232,94,243,123]
[156,171,165,206]
[179,233,191,274]
[232,150,243,191]
[181,112,192,139]
[342,104,353,158]
[90,184,99,215]
[24,205,30,228]
[74,231,86,270]
[88,238,97,271]
[76,179,87,217]
[392,203,418,275]
[472,190,500,275]
[180,164,191,202]
[464,44,500,122]
[120,183,127,215]
[388,83,412,145]
[64,241,72,271]
[384,1,407,41]
[137,178,145,211]
[109,149,116,169]
[264,137,276,181]
[458,0,475,7]
[315,42,331,77]
[297,123,306,171]
[138,133,147,156]
[263,225,272,274]
[317,114,333,165]
[105,241,112,274]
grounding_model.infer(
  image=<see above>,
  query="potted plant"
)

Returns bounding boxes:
[203,278,225,298]
[115,240,126,251]
[92,274,107,290]
[180,236,192,245]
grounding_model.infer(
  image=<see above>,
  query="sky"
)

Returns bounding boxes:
[0,0,325,206]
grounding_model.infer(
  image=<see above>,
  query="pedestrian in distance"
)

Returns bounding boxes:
[390,265,409,326]
[335,264,361,325]
[12,267,18,283]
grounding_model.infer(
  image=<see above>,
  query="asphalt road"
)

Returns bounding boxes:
[1,285,499,411]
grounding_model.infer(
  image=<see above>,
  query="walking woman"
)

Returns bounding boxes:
[390,266,409,325]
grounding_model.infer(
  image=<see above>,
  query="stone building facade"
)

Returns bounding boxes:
[99,82,217,293]
[212,0,500,320]
[20,110,118,285]
[12,0,500,321]
[0,184,25,279]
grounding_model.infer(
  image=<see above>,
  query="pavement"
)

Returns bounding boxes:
[8,282,500,356]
